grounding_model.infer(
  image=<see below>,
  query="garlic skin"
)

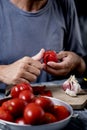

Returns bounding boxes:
[62,75,82,97]
[65,88,77,97]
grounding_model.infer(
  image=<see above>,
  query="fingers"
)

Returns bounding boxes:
[44,61,70,76]
[18,58,44,82]
[26,64,41,76]
[57,51,68,60]
[32,48,45,61]
[17,64,41,83]
[10,65,41,84]
[20,71,38,82]
[30,61,44,70]
[21,56,44,70]
[12,78,29,85]
[15,62,43,83]
[45,67,69,76]
[46,61,66,69]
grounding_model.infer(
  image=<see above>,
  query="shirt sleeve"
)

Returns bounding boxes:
[61,0,86,57]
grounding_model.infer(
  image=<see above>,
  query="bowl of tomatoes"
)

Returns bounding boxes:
[0,83,73,130]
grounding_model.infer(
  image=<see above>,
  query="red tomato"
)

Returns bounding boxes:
[24,103,45,125]
[34,96,54,112]
[43,112,57,124]
[32,86,52,97]
[11,82,33,98]
[2,98,25,118]
[43,50,58,64]
[40,90,53,97]
[15,117,26,125]
[32,85,46,95]
[53,105,70,121]
[19,90,35,103]
[0,107,13,122]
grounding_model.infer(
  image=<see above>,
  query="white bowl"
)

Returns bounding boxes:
[0,97,73,130]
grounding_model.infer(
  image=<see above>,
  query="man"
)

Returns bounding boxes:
[0,1,87,130]
[0,0,86,89]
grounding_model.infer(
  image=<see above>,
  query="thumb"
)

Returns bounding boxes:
[32,48,45,61]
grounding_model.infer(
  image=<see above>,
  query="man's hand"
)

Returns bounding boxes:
[44,51,86,76]
[0,49,45,85]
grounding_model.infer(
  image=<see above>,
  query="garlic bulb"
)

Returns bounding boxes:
[62,75,82,97]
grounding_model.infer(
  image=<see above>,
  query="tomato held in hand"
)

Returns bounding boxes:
[24,103,45,125]
[34,96,54,112]
[43,50,58,64]
[11,82,33,98]
[19,90,35,103]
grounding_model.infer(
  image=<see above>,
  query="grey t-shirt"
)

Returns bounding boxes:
[0,0,86,88]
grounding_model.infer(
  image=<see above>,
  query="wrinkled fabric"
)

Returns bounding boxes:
[64,110,87,130]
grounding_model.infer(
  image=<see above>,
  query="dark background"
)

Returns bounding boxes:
[74,0,87,51]
[74,0,87,16]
